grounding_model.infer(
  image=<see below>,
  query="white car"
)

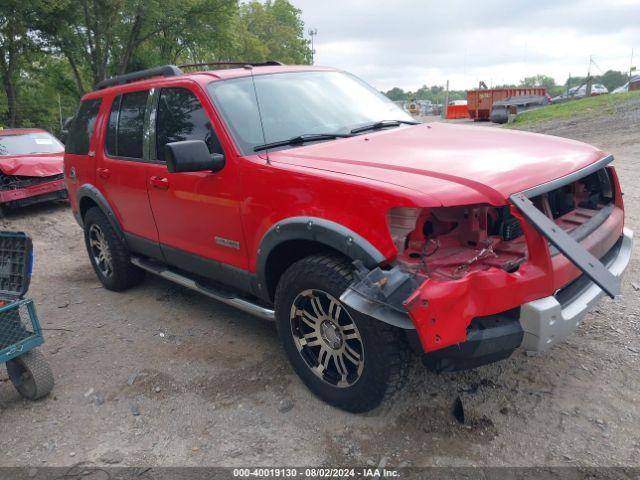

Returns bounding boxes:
[612,76,640,93]
[576,83,608,96]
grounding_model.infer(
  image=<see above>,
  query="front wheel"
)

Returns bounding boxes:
[274,254,411,413]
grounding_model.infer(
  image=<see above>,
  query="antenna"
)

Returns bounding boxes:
[308,28,318,64]
[249,67,270,164]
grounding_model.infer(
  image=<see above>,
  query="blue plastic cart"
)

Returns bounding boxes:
[0,232,53,400]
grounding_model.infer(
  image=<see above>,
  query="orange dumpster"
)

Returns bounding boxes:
[446,104,469,119]
[467,87,546,121]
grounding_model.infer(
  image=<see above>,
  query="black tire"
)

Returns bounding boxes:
[83,207,145,291]
[274,254,411,413]
[7,350,54,400]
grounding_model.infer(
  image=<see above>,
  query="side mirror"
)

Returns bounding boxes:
[164,140,225,173]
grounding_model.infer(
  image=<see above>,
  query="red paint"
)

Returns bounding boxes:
[269,122,607,207]
[65,66,626,354]
[0,153,63,177]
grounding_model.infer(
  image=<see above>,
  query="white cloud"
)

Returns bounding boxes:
[293,0,640,91]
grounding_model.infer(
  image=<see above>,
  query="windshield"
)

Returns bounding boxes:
[207,71,414,154]
[0,132,64,156]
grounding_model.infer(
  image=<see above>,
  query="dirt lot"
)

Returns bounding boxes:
[1,98,639,468]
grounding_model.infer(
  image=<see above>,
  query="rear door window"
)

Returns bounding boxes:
[66,98,101,155]
[105,90,148,159]
[155,87,222,162]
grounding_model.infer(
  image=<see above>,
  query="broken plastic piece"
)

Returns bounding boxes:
[339,261,419,329]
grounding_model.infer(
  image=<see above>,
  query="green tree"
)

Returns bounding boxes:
[384,87,408,101]
[238,0,311,64]
[34,0,241,94]
[520,74,556,90]
[596,70,628,92]
[0,0,40,126]
[124,0,238,68]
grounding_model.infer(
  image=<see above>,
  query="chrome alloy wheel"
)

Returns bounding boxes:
[88,224,113,278]
[290,289,365,388]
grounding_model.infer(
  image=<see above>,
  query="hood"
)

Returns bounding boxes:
[0,153,64,177]
[269,123,607,206]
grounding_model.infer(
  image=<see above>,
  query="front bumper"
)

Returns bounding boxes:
[520,227,633,352]
[343,228,633,370]
[0,178,67,205]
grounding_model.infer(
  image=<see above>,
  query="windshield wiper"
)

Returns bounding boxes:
[350,119,419,135]
[253,133,353,152]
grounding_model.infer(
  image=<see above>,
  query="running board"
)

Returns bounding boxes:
[130,256,275,321]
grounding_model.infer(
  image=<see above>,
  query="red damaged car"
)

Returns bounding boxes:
[64,64,632,412]
[0,128,68,216]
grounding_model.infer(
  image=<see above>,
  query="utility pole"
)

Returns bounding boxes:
[442,80,449,119]
[57,94,63,131]
[308,28,318,64]
[586,55,593,97]
[630,48,635,81]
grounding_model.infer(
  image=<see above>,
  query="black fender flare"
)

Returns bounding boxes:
[256,216,386,298]
[76,184,127,245]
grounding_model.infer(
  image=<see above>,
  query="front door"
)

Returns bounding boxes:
[145,85,249,288]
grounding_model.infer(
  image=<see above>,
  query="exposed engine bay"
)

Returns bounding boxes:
[390,168,614,281]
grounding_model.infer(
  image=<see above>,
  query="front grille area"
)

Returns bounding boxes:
[0,173,64,190]
[530,168,614,243]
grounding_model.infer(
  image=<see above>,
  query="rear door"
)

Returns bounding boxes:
[96,89,161,257]
[145,84,249,283]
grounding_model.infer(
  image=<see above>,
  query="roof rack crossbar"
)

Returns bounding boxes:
[178,60,284,70]
[96,65,183,90]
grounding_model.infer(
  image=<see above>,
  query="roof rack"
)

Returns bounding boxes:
[177,60,284,71]
[95,61,284,90]
[96,65,183,90]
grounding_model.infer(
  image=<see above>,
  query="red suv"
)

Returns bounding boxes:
[64,63,632,412]
[0,128,67,216]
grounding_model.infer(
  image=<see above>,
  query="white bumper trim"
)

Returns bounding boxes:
[520,227,633,353]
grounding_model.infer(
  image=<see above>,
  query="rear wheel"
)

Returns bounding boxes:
[83,207,145,291]
[274,254,411,413]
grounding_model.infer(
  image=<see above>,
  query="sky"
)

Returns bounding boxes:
[291,0,640,92]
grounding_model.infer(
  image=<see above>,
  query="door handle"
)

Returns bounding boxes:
[97,167,110,179]
[149,176,169,190]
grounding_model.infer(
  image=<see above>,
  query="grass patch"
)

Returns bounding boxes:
[509,91,640,127]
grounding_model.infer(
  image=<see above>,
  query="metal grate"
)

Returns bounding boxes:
[0,301,36,351]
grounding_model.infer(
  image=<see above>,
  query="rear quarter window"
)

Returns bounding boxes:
[66,98,102,155]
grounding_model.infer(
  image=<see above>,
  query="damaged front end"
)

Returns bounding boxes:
[341,161,630,371]
[0,172,67,208]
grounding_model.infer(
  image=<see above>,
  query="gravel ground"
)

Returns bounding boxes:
[0,99,639,468]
